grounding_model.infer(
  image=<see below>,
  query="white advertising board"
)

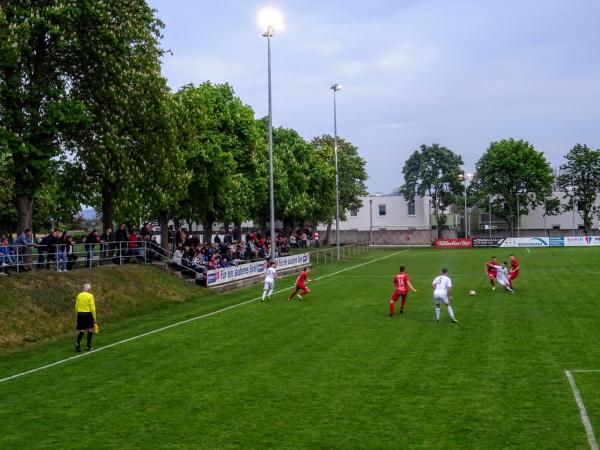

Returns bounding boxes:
[500,237,549,247]
[207,252,310,287]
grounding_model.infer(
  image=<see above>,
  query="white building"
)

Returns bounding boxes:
[338,194,431,231]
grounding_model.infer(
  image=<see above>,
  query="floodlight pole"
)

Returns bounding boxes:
[264,26,276,260]
[572,172,575,236]
[331,84,342,260]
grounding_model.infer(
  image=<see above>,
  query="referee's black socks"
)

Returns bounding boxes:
[86,332,93,348]
[77,332,84,344]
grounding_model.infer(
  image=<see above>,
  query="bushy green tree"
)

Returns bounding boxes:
[470,139,554,234]
[400,144,463,238]
[311,135,368,243]
[557,144,600,234]
[173,83,263,241]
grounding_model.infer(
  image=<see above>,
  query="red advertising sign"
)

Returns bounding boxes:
[435,238,473,249]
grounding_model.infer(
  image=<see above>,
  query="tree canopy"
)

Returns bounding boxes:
[470,139,554,234]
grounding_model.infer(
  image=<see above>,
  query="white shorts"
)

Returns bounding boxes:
[264,281,274,290]
[496,278,509,287]
[433,292,449,305]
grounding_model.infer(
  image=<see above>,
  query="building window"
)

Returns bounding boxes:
[407,202,415,216]
[378,204,386,216]
[350,208,358,217]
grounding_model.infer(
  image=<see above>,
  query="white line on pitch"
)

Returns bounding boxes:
[565,370,599,450]
[0,250,407,385]
[570,370,600,373]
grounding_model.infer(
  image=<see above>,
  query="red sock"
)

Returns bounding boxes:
[288,290,296,300]
[400,298,406,310]
[389,300,395,315]
[490,279,495,287]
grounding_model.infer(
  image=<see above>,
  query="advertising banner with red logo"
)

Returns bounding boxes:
[435,238,473,249]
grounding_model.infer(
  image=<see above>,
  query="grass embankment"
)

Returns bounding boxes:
[0,265,207,352]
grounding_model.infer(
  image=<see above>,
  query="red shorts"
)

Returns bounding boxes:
[509,269,519,280]
[487,272,496,280]
[391,289,408,301]
[295,284,309,293]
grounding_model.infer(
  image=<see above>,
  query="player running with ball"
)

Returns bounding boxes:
[389,265,417,316]
[288,267,313,300]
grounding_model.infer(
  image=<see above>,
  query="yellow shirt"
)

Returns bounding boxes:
[75,291,96,320]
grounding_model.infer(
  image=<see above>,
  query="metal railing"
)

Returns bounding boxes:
[310,241,373,265]
[0,240,375,277]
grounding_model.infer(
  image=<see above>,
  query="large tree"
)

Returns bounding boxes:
[557,144,600,234]
[0,1,85,233]
[173,82,263,241]
[400,144,463,238]
[67,0,173,230]
[470,139,554,234]
[311,135,368,243]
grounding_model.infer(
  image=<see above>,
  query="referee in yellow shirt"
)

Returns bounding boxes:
[75,283,97,352]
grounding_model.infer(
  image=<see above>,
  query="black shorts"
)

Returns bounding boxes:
[76,312,94,330]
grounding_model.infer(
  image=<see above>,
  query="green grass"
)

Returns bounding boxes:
[0,247,598,449]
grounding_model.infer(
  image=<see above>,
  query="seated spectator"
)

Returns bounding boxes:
[0,238,16,275]
[172,245,184,270]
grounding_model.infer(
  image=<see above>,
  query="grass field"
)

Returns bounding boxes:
[0,247,599,449]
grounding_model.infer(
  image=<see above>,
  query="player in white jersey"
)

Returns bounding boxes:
[490,261,514,293]
[262,261,280,302]
[431,268,459,323]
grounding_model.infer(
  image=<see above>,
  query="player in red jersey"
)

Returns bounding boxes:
[508,254,519,288]
[485,256,498,290]
[288,267,313,300]
[389,266,418,316]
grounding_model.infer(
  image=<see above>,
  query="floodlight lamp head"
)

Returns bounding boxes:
[331,83,343,91]
[258,7,284,36]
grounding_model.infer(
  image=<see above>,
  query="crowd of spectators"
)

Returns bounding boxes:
[1,224,321,277]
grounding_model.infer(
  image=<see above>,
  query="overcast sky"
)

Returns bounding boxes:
[148,0,600,194]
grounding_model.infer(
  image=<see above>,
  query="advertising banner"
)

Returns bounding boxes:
[563,236,600,247]
[434,238,473,249]
[207,252,310,287]
[500,237,549,247]
[472,238,505,248]
[549,237,564,247]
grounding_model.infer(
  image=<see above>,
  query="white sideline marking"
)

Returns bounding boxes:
[565,370,599,450]
[0,250,407,385]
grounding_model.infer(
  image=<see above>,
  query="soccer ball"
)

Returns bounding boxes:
[469,290,476,296]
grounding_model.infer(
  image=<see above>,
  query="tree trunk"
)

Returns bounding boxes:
[233,221,241,241]
[101,184,115,232]
[433,208,441,239]
[324,222,332,245]
[259,219,267,238]
[159,211,169,251]
[203,218,214,244]
[16,194,33,234]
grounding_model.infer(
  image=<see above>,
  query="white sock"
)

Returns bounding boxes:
[267,288,273,298]
[435,307,441,321]
[262,290,267,301]
[447,305,456,320]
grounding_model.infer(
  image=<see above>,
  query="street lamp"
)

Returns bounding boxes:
[330,83,342,259]
[259,7,284,260]
[459,172,473,238]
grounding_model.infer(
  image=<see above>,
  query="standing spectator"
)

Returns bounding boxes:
[37,230,58,269]
[100,227,114,265]
[224,231,233,245]
[289,233,297,249]
[13,228,35,271]
[300,230,308,249]
[58,231,69,272]
[74,283,97,352]
[140,223,152,240]
[66,235,78,270]
[114,223,128,264]
[167,225,175,251]
[128,229,141,261]
[85,230,100,267]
